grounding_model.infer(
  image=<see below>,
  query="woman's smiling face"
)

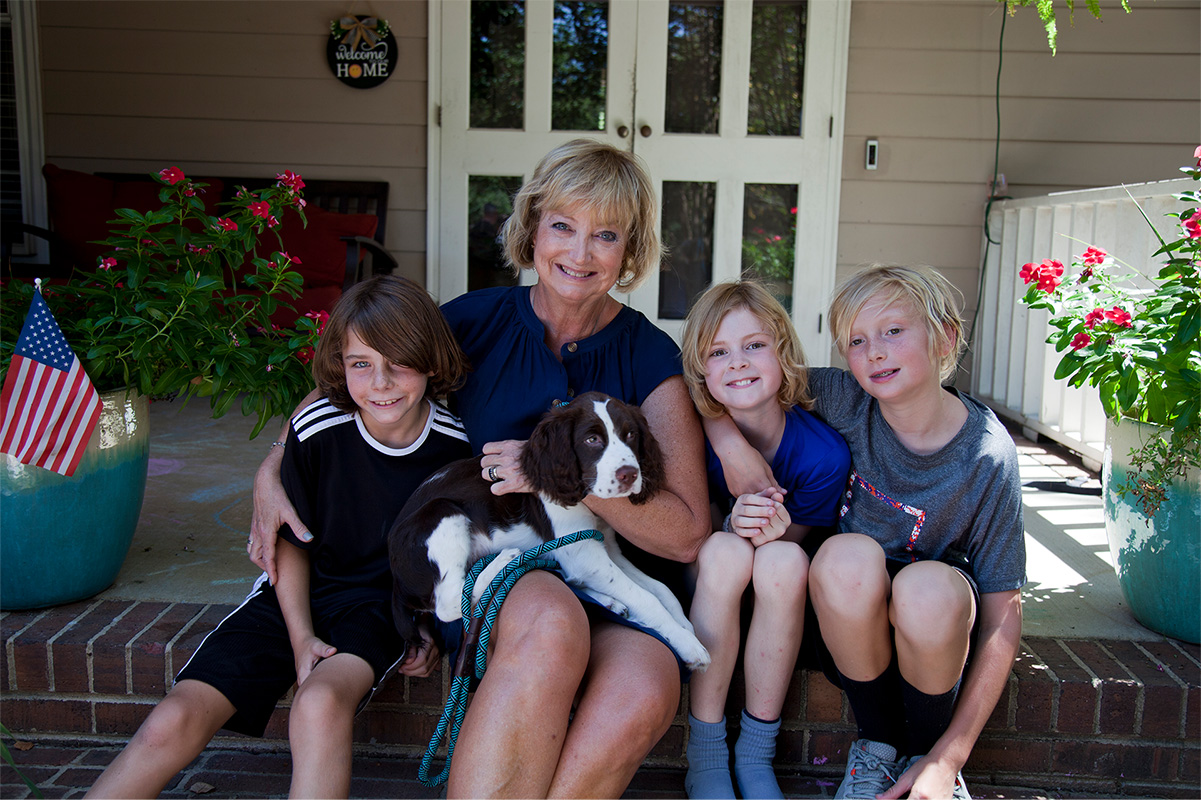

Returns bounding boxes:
[532,202,627,305]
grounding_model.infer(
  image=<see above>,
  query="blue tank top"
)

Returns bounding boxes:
[441,286,682,452]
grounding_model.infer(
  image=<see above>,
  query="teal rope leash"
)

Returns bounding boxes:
[418,529,605,786]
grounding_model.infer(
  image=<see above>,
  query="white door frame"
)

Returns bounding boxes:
[427,0,850,362]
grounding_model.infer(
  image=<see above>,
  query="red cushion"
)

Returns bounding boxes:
[42,164,225,269]
[42,164,118,268]
[269,285,343,328]
[275,204,378,289]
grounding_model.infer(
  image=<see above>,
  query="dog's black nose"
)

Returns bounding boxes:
[616,465,638,490]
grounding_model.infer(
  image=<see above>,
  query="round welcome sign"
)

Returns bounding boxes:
[327,15,397,89]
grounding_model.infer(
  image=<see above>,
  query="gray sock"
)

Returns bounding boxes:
[733,709,783,800]
[685,714,735,799]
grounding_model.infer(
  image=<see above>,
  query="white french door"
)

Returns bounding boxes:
[428,0,849,359]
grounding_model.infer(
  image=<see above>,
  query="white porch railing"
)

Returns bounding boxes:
[971,177,1192,470]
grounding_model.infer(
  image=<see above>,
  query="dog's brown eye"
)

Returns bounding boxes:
[624,430,635,440]
[585,434,601,445]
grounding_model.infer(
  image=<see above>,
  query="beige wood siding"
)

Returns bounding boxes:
[35,0,427,283]
[840,0,1200,381]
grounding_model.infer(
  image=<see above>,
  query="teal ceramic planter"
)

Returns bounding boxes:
[1102,417,1201,644]
[1,388,149,610]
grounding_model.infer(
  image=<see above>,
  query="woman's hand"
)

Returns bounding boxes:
[398,620,442,678]
[294,635,337,687]
[481,439,533,495]
[730,488,790,548]
[250,446,310,585]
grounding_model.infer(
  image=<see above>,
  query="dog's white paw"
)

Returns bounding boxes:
[470,548,523,610]
[676,637,711,673]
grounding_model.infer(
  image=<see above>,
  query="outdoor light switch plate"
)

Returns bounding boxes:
[866,139,879,170]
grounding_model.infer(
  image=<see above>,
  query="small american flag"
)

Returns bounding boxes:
[0,282,103,476]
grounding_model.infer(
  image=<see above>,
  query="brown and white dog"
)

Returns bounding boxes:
[387,391,710,671]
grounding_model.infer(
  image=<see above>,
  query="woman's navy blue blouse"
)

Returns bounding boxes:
[440,286,682,453]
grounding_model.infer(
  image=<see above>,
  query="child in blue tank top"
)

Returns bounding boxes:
[679,280,850,799]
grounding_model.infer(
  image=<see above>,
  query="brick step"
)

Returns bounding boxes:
[3,600,1199,795]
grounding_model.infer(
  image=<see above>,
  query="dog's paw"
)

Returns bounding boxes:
[470,548,523,610]
[676,638,711,673]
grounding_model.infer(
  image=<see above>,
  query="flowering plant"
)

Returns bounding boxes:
[0,168,323,437]
[1018,152,1200,515]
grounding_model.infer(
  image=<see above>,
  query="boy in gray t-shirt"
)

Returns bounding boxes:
[708,266,1025,800]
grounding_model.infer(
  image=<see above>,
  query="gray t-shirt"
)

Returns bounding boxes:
[809,368,1026,594]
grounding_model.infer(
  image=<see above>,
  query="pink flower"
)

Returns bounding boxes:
[158,166,186,185]
[1195,145,1201,167]
[305,309,330,336]
[296,346,314,365]
[772,235,782,241]
[1070,332,1091,350]
[183,186,196,197]
[1084,308,1106,329]
[248,201,271,218]
[291,196,307,209]
[216,217,238,232]
[276,170,306,192]
[1036,259,1064,293]
[1020,262,1041,285]
[278,251,302,265]
[98,257,117,271]
[1080,246,1106,266]
[789,206,798,215]
[1105,306,1133,328]
[267,215,280,228]
[1184,209,1201,239]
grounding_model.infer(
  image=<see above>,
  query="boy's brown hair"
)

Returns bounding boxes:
[828,264,965,383]
[312,275,470,413]
[681,279,814,419]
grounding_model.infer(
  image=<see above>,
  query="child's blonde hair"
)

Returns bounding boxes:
[313,275,470,413]
[681,280,813,419]
[502,138,661,291]
[828,265,965,383]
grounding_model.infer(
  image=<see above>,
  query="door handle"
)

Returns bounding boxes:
[639,125,652,138]
[617,125,630,138]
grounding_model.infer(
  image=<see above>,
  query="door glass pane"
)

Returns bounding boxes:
[748,0,806,136]
[665,2,723,135]
[659,181,716,319]
[741,183,797,314]
[469,175,523,291]
[552,1,608,131]
[471,1,525,129]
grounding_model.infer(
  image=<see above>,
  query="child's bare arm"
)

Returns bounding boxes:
[702,414,783,498]
[249,388,322,583]
[275,538,336,687]
[883,589,1022,800]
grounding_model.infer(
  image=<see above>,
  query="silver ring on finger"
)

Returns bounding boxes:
[487,466,500,483]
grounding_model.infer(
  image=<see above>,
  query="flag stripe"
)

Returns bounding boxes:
[0,291,103,477]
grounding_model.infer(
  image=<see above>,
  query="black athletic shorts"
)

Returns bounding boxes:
[174,576,407,737]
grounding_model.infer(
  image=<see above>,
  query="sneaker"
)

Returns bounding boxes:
[898,755,972,800]
[834,739,899,799]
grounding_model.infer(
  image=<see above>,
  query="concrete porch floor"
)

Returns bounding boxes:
[103,394,1152,644]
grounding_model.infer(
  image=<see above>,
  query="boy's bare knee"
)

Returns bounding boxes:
[891,562,974,644]
[752,540,808,599]
[697,532,754,591]
[811,533,887,607]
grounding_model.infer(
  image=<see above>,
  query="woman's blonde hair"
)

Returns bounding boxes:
[827,264,965,383]
[501,138,661,290]
[313,275,470,412]
[681,280,813,418]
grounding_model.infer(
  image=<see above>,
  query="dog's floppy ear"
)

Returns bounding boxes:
[523,404,588,505]
[628,404,665,505]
